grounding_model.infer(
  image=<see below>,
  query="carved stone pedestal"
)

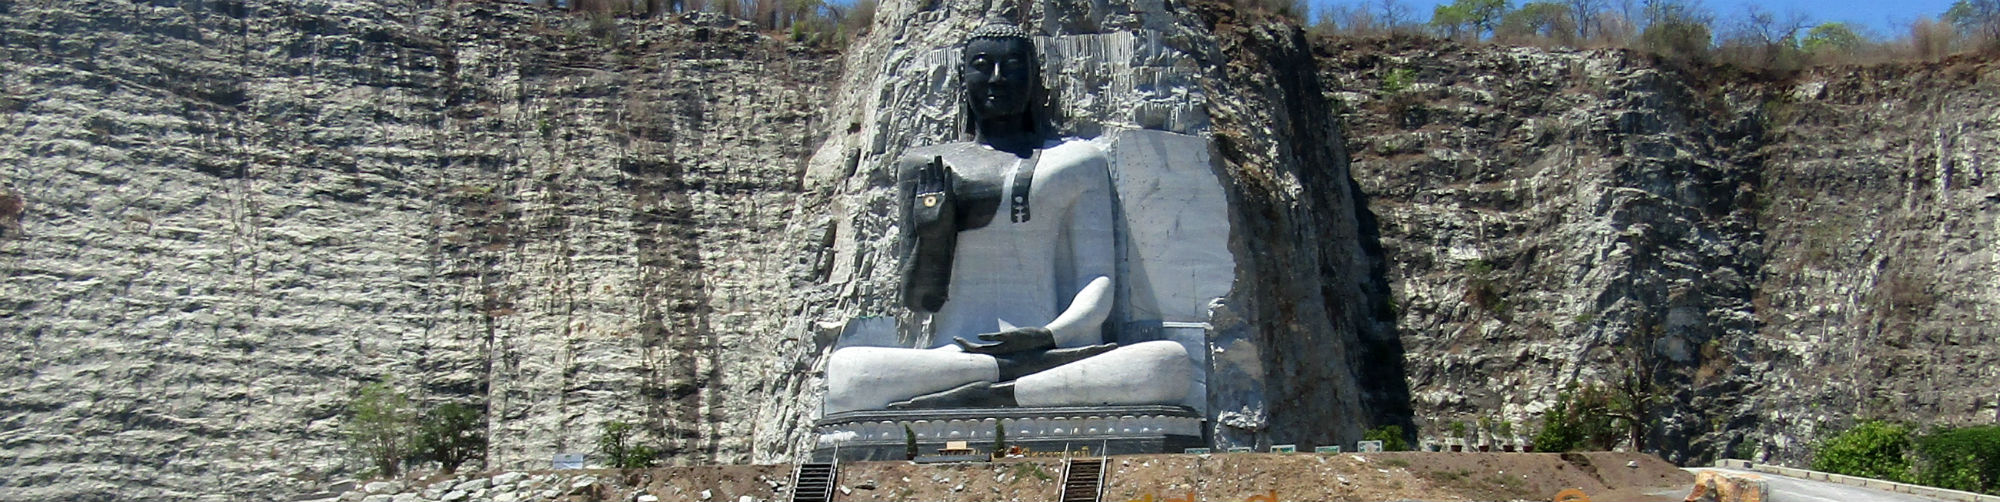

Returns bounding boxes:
[810,405,1204,461]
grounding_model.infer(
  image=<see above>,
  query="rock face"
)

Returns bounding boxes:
[6,0,2000,499]
[1,0,837,499]
[1322,37,2000,464]
[3,0,1405,498]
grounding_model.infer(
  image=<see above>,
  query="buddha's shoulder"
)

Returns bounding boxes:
[895,140,1106,171]
[1036,139,1109,179]
[899,142,984,164]
[1039,138,1107,162]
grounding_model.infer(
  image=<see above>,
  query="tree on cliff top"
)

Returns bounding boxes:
[1639,0,1714,62]
[1946,0,2000,46]
[1497,2,1578,45]
[1431,0,1509,40]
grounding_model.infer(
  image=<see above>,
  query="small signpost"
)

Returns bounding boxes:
[1183,448,1211,454]
[552,453,586,470]
[1270,444,1297,453]
[1314,446,1342,454]
[1356,440,1384,453]
[1227,447,1254,453]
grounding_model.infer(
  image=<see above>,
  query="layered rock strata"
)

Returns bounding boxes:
[1,1,835,499]
[1322,37,2000,464]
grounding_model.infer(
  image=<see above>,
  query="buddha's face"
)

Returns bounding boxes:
[961,37,1037,125]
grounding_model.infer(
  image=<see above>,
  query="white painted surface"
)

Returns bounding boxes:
[929,139,1118,348]
[824,131,1228,413]
[823,347,998,414]
[1015,341,1193,407]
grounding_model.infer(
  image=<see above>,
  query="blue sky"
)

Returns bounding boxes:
[1307,0,1963,37]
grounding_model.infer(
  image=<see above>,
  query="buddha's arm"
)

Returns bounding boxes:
[1043,150,1118,348]
[1045,276,1112,347]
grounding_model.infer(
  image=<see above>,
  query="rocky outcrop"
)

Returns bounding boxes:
[1739,58,2000,461]
[1322,36,2000,464]
[1323,37,1767,462]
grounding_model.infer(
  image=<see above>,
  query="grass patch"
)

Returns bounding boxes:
[1009,462,1052,483]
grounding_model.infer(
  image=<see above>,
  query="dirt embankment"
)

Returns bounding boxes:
[362,452,1691,502]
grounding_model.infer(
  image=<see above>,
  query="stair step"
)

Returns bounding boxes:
[790,462,838,502]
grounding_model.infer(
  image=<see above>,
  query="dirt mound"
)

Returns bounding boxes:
[1093,452,1688,502]
[403,451,1691,501]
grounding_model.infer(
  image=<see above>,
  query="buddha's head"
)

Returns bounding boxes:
[960,22,1044,142]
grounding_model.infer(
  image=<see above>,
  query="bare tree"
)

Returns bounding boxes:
[1564,0,1604,41]
[1375,0,1414,32]
[1721,5,1809,68]
[1314,3,1382,36]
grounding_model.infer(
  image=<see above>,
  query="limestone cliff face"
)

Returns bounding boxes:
[1323,37,2000,464]
[1745,59,2000,461]
[5,0,2000,499]
[1,0,835,499]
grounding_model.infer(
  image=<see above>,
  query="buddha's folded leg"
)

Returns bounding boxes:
[1013,341,1193,408]
[823,347,999,414]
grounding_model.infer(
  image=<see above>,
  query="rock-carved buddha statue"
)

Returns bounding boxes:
[823,22,1194,414]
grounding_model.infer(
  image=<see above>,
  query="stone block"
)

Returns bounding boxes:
[1684,470,1768,502]
[1104,128,1234,327]
[812,405,1201,461]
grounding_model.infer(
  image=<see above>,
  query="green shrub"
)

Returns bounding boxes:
[1811,421,1913,483]
[412,403,487,474]
[1913,426,2000,495]
[596,421,659,469]
[345,381,416,478]
[1380,68,1417,93]
[1532,382,1621,452]
[994,420,1007,454]
[1365,425,1410,451]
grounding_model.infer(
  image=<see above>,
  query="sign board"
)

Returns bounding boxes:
[1356,440,1384,453]
[1183,448,1211,454]
[1314,446,1342,454]
[1226,447,1254,453]
[1270,444,1297,453]
[552,453,586,470]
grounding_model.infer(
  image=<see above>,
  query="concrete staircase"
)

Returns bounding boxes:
[790,462,837,502]
[1059,457,1106,502]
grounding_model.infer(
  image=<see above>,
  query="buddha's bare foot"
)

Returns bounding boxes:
[887,381,1016,409]
[994,343,1119,381]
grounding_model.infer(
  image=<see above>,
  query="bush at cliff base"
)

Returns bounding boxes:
[1811,421,1913,483]
[1812,421,2000,495]
[1912,426,2000,495]
[346,381,416,478]
[1365,425,1410,451]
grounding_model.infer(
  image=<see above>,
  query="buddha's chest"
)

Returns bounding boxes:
[945,149,1046,230]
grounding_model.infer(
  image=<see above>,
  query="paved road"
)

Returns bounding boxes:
[1680,468,1950,502]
